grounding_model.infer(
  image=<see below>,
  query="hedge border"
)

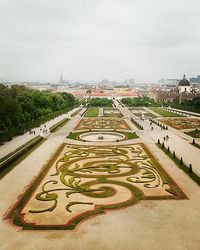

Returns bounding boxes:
[0,136,46,179]
[156,143,200,185]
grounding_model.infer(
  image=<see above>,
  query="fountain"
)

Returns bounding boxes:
[79,131,125,142]
[97,133,104,140]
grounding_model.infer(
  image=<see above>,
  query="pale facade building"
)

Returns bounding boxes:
[178,75,191,93]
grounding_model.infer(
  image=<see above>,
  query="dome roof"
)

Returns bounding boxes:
[179,75,190,86]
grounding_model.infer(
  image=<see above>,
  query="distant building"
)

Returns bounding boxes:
[190,75,200,83]
[70,90,86,99]
[112,85,139,99]
[114,85,131,93]
[116,91,139,99]
[87,90,110,99]
[123,79,128,84]
[178,75,191,93]
[165,79,179,86]
[149,74,199,103]
[101,79,109,84]
[129,78,135,84]
[59,72,66,84]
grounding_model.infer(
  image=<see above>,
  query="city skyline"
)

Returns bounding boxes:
[1,72,198,84]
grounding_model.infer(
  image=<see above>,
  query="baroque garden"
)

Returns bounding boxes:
[1,97,200,249]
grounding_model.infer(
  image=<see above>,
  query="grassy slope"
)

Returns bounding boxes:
[151,108,183,117]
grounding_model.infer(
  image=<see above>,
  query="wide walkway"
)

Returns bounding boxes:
[117,104,200,176]
[0,107,80,159]
[99,107,103,117]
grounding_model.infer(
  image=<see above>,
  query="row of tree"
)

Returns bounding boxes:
[121,97,157,107]
[170,97,200,113]
[0,84,77,143]
[88,98,113,107]
[121,96,200,113]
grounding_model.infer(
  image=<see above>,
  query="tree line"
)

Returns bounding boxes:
[121,96,200,113]
[121,97,157,107]
[88,98,113,107]
[0,84,77,143]
[170,97,200,114]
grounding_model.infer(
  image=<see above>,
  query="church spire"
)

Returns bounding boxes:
[60,72,64,83]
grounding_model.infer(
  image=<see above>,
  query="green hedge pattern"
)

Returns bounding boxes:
[7,143,187,230]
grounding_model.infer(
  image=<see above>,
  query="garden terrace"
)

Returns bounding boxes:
[130,108,157,118]
[103,108,123,118]
[150,107,184,117]
[7,143,186,230]
[75,118,130,130]
[159,118,200,130]
[84,108,99,117]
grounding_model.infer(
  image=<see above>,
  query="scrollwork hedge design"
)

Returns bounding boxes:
[6,143,187,230]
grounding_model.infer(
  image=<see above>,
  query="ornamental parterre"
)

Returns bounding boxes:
[6,143,187,230]
[75,117,130,130]
[159,118,200,130]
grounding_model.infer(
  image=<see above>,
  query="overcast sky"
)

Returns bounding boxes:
[0,0,200,83]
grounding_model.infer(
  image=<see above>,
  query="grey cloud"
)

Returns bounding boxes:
[0,0,200,82]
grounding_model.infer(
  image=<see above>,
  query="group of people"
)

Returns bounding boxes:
[28,130,36,135]
[163,135,169,141]
[149,121,154,130]
[40,124,49,135]
[28,123,49,136]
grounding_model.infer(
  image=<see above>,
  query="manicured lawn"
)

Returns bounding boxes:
[150,108,183,117]
[185,129,200,138]
[125,132,139,139]
[84,108,99,117]
[67,130,139,140]
[67,131,83,140]
[103,108,122,118]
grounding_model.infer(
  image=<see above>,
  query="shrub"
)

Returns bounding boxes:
[189,164,193,173]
